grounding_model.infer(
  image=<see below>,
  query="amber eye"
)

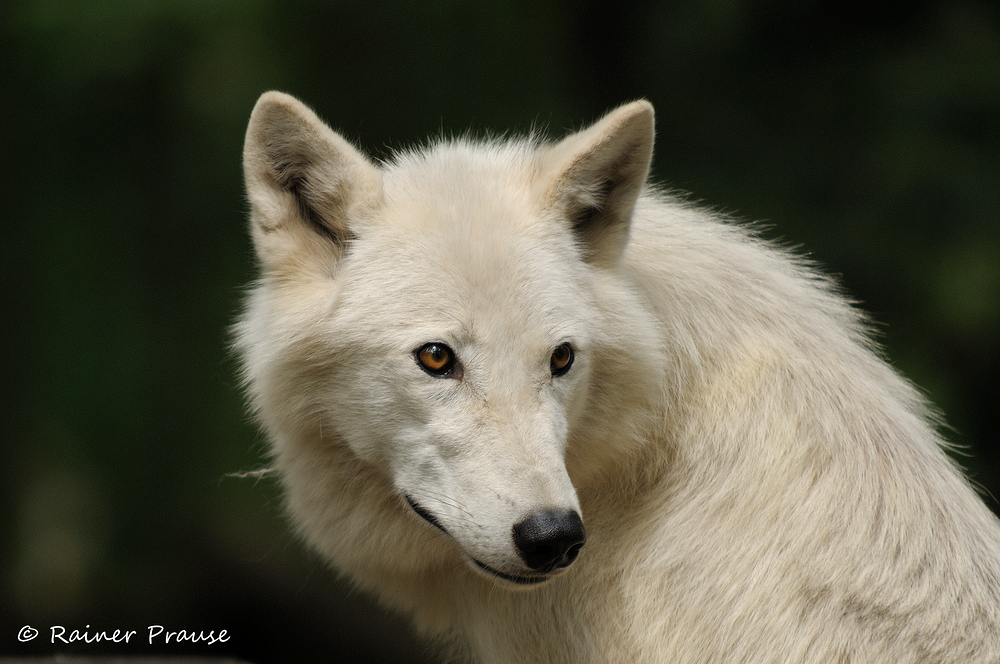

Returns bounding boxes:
[550,343,574,377]
[416,343,456,377]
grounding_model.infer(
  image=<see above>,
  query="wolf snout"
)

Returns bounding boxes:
[512,509,587,573]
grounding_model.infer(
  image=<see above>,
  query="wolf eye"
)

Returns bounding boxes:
[416,343,456,377]
[550,343,574,377]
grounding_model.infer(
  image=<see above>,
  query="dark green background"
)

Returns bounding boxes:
[2,1,997,662]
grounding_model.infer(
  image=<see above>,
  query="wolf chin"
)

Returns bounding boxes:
[235,91,1000,663]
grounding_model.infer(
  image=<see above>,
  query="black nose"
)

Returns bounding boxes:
[512,509,587,573]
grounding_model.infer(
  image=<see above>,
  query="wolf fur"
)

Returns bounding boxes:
[235,91,1000,663]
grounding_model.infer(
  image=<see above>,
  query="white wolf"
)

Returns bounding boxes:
[235,91,1000,663]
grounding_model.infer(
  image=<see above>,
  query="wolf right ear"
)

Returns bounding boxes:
[540,101,654,268]
[243,92,382,271]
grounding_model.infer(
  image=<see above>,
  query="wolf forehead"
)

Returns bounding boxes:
[358,141,576,256]
[324,142,595,311]
[385,139,540,205]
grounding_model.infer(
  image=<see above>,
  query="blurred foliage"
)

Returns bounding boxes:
[1,1,997,662]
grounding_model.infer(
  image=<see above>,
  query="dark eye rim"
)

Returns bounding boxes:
[415,342,458,378]
[550,342,574,377]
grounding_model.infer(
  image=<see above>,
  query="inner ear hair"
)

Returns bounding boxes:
[567,178,613,242]
[268,146,355,247]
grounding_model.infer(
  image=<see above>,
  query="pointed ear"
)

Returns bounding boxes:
[540,101,654,268]
[243,91,382,271]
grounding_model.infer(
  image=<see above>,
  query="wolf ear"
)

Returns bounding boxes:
[243,91,382,271]
[541,101,654,268]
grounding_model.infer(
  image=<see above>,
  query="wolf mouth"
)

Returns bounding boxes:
[471,559,551,586]
[405,494,551,585]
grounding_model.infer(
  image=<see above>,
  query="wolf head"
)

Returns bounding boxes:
[239,93,656,586]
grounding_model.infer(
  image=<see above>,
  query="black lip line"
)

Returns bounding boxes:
[405,494,448,534]
[472,559,550,586]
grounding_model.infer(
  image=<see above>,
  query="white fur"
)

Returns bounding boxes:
[236,92,1000,663]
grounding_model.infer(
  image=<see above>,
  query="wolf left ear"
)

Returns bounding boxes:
[243,91,382,272]
[541,101,654,268]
